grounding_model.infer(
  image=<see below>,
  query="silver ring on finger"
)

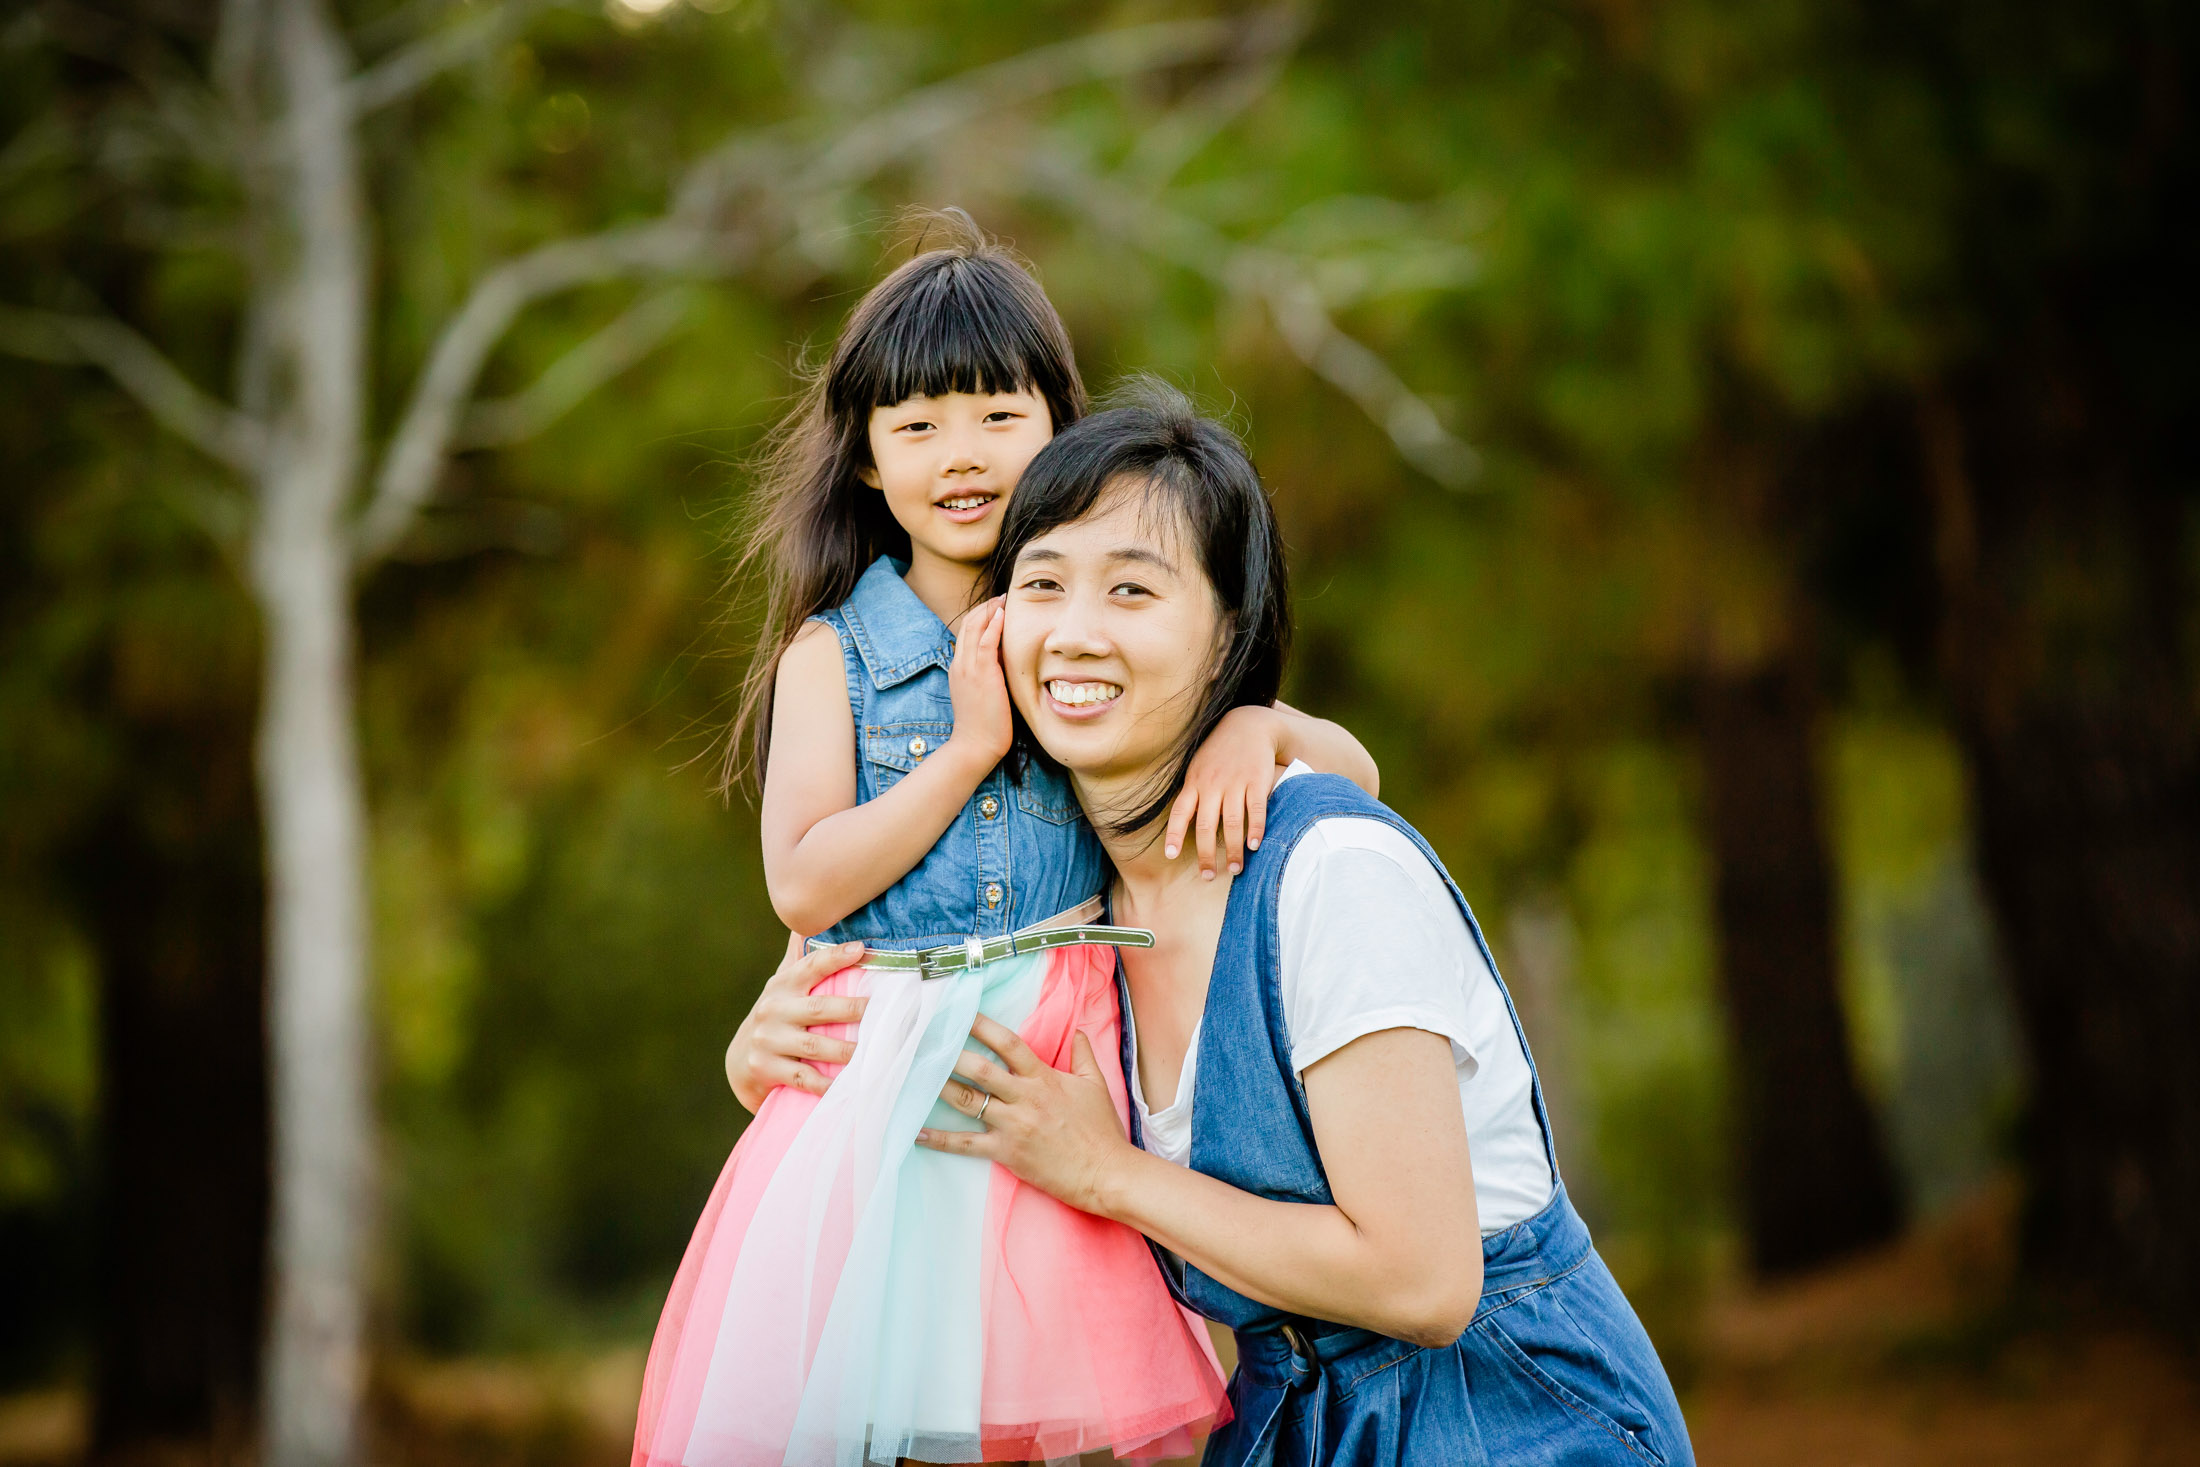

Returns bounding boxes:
[974,1091,992,1123]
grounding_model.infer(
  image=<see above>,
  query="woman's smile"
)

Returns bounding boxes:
[1044,677,1124,715]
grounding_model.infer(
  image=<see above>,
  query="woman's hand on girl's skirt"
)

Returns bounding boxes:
[917,1012,1137,1215]
[723,933,869,1113]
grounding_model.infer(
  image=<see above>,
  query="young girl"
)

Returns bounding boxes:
[631,225,1379,1467]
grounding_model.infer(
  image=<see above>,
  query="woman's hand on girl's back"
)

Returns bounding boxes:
[724,934,870,1113]
[945,597,1014,771]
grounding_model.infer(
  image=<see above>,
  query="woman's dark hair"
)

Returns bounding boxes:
[717,211,1085,793]
[986,378,1290,838]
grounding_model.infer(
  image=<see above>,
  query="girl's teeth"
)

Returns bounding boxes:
[1049,680,1123,706]
[941,495,992,511]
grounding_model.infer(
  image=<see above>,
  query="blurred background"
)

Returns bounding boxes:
[2,1,2196,1464]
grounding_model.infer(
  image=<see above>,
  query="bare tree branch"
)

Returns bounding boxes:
[806,18,1235,188]
[667,17,1240,245]
[453,286,697,450]
[358,17,1241,569]
[1118,4,1307,191]
[354,222,723,563]
[0,303,266,472]
[1027,154,1481,488]
[344,0,572,118]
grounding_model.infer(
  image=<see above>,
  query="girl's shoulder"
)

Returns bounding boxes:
[784,615,848,664]
[774,618,855,716]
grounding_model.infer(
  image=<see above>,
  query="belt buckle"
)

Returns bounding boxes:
[1280,1322,1313,1362]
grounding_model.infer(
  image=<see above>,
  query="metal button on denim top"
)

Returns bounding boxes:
[809,556,1104,952]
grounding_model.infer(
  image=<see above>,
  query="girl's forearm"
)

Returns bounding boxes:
[769,741,995,934]
[1092,1148,1478,1346]
[1274,703,1380,796]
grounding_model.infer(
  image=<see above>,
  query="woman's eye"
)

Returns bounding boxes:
[1110,582,1151,599]
[1018,576,1063,593]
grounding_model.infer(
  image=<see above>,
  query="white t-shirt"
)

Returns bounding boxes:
[1127,764,1555,1234]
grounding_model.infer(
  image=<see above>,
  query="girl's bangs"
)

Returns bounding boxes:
[840,267,1052,410]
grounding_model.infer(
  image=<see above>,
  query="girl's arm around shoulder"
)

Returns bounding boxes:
[1272,700,1379,797]
[760,605,1011,935]
[1165,702,1381,879]
[921,1019,1484,1348]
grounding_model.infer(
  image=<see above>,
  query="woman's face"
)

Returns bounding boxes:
[1001,485,1223,799]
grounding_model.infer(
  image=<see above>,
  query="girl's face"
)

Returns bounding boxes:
[861,387,1054,569]
[1001,485,1224,800]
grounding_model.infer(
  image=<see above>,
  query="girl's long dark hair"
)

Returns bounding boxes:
[718,213,1085,794]
[985,379,1290,838]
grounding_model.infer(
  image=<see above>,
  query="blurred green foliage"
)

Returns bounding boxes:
[3,0,2082,1370]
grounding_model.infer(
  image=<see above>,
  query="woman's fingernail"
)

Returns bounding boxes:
[1165,845,1179,858]
[1202,869,1215,881]
[1228,863,1241,875]
[1248,838,1260,849]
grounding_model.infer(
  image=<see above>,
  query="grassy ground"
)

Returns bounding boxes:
[6,1190,2195,1466]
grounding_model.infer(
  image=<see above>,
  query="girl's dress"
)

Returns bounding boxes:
[632,556,1227,1467]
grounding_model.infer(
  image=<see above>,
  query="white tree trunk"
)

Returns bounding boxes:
[254,509,370,1467]
[255,3,372,1465]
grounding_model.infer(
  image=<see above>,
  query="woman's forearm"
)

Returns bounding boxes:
[1093,1148,1481,1346]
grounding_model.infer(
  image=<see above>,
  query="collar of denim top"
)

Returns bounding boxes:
[838,555,958,689]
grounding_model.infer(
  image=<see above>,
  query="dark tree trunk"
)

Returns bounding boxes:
[1963,700,2200,1313]
[65,704,269,1461]
[1923,343,2200,1325]
[1699,645,1904,1275]
[1883,0,2200,1330]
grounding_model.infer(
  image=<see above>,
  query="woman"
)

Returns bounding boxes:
[732,385,1694,1466]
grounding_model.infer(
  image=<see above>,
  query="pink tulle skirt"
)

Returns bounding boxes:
[631,942,1228,1467]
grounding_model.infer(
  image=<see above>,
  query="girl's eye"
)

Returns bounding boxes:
[898,420,936,434]
[984,410,1022,423]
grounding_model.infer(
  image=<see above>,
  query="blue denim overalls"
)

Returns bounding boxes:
[1122,772,1695,1467]
[810,555,1105,949]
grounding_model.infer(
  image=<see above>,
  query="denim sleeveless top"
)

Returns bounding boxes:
[808,556,1106,952]
[1119,772,1694,1467]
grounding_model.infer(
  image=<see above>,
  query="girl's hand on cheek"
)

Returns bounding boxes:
[1167,704,1284,879]
[946,597,1014,767]
[916,1013,1136,1215]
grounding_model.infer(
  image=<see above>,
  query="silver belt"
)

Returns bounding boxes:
[809,900,1153,981]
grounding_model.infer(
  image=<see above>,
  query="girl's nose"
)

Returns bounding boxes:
[943,426,986,474]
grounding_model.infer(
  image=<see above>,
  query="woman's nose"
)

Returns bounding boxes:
[1045,591,1112,655]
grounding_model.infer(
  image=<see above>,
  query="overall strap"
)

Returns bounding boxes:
[1165,775,1351,1331]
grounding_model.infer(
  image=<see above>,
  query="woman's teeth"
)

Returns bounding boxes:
[1048,680,1122,706]
[939,494,994,511]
